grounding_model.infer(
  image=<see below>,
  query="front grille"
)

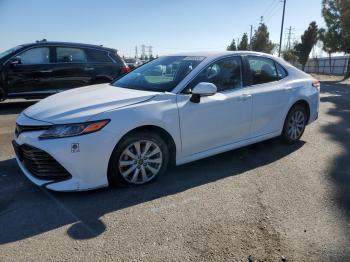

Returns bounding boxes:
[15,124,51,137]
[14,143,71,180]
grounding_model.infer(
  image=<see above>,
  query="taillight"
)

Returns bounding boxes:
[312,79,320,92]
[121,66,131,74]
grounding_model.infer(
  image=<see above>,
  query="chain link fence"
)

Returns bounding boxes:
[291,56,349,76]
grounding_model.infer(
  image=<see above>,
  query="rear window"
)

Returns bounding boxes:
[86,49,112,63]
[56,47,87,63]
[276,62,288,79]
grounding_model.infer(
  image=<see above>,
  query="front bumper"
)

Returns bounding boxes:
[13,117,118,191]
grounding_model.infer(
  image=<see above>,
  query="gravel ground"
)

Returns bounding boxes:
[0,78,350,262]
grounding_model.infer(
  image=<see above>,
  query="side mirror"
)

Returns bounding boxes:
[10,56,21,66]
[190,82,217,103]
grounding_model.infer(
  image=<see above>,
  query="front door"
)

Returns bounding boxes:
[177,56,252,157]
[4,47,55,96]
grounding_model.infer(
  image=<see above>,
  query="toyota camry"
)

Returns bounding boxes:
[13,51,319,191]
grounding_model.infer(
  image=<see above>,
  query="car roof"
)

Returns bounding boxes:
[20,41,117,52]
[164,50,291,68]
[165,50,277,59]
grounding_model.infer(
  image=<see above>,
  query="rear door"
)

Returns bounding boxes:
[51,46,91,92]
[4,46,56,96]
[84,48,119,83]
[244,55,290,137]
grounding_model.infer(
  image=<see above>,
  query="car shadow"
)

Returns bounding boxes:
[0,100,38,115]
[320,81,350,219]
[0,138,305,243]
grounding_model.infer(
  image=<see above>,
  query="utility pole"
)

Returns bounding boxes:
[249,25,253,50]
[287,26,292,50]
[148,46,153,59]
[135,46,138,59]
[278,0,287,57]
[141,44,146,60]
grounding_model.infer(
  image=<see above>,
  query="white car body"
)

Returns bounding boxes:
[13,51,319,191]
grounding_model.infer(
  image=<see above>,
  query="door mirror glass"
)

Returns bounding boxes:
[190,82,217,103]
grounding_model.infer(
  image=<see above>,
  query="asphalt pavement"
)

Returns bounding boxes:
[0,80,350,261]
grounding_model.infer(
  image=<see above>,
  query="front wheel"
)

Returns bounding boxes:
[109,132,169,186]
[282,105,307,144]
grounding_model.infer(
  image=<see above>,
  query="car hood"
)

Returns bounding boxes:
[24,84,159,124]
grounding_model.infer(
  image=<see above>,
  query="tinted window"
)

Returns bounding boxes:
[187,56,242,92]
[20,47,50,64]
[56,47,87,63]
[276,62,287,79]
[86,49,112,63]
[247,56,278,85]
[112,56,205,92]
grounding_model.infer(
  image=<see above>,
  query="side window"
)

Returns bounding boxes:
[86,49,112,63]
[187,56,242,92]
[275,62,287,79]
[247,56,278,85]
[19,47,50,65]
[56,47,87,63]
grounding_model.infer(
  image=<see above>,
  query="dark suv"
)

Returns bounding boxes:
[0,41,130,101]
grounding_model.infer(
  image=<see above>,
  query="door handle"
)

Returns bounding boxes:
[84,67,95,71]
[39,69,53,73]
[284,86,295,92]
[239,94,252,101]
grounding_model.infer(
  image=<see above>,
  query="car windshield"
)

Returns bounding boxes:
[0,45,23,60]
[112,56,205,92]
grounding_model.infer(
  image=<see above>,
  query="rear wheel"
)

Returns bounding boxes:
[282,105,307,144]
[109,132,169,186]
[0,87,6,102]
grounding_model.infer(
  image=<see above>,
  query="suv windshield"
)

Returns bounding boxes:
[0,45,23,60]
[112,56,205,92]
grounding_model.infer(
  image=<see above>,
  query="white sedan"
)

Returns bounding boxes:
[13,51,319,191]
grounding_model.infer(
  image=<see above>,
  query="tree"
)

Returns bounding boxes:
[251,22,274,54]
[227,39,237,51]
[319,28,339,73]
[322,0,350,78]
[282,49,298,63]
[294,22,319,70]
[238,33,249,50]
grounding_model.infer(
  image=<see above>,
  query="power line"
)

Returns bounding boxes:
[262,0,279,20]
[253,0,279,25]
[265,5,282,23]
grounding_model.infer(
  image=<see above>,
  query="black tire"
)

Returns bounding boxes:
[0,87,5,102]
[108,131,169,187]
[282,104,308,144]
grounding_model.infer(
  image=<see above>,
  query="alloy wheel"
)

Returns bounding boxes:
[287,110,306,140]
[118,140,163,184]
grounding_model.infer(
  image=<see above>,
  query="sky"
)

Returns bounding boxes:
[0,0,325,57]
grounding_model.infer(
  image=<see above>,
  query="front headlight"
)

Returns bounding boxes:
[39,119,110,139]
